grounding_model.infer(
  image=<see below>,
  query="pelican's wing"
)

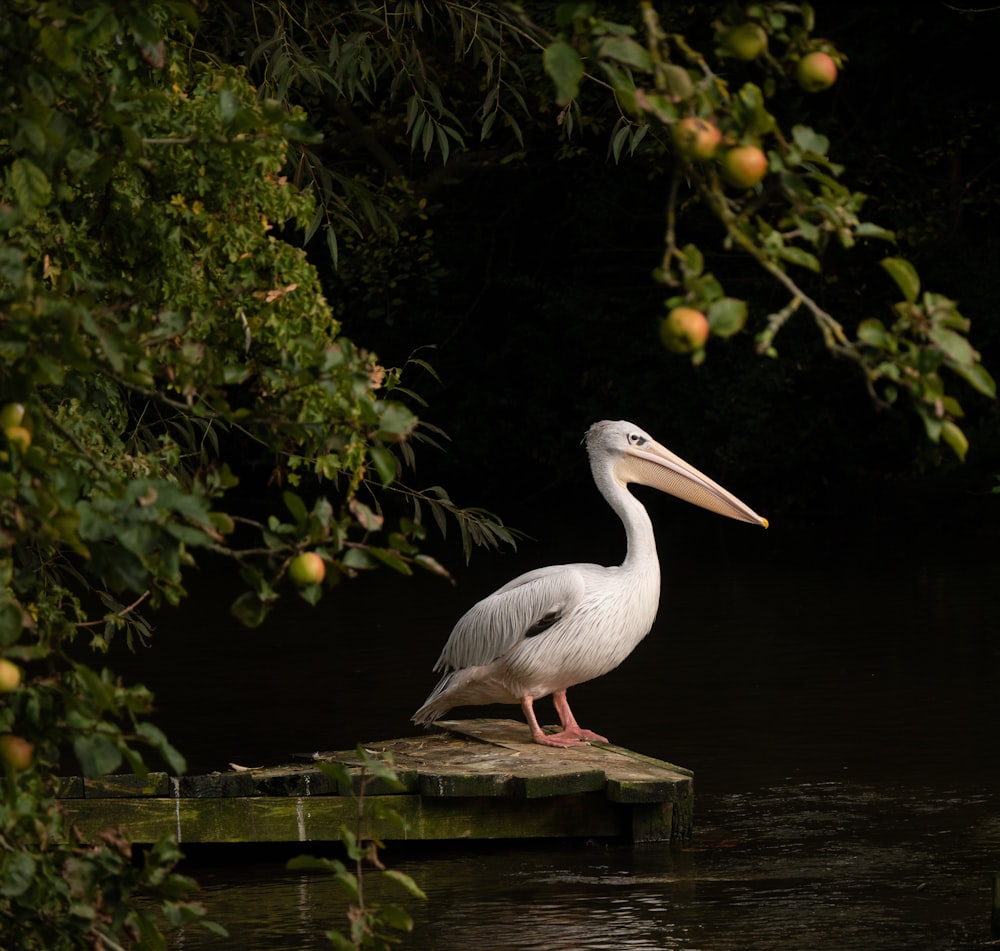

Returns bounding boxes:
[433,565,589,672]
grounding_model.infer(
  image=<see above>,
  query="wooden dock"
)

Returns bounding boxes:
[59,719,694,846]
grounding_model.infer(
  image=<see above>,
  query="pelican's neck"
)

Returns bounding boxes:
[595,466,659,573]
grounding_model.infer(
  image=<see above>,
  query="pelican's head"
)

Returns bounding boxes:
[585,420,768,528]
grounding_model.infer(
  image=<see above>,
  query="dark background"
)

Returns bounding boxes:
[310,1,1000,534]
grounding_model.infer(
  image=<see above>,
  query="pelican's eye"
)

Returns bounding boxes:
[629,433,647,447]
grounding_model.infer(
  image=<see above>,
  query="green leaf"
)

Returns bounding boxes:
[9,157,52,220]
[414,553,453,583]
[74,733,123,778]
[735,82,777,136]
[382,868,428,901]
[314,760,355,791]
[706,298,748,337]
[543,40,584,105]
[136,721,188,775]
[940,420,969,461]
[369,445,397,485]
[948,360,996,398]
[855,222,895,241]
[680,244,704,277]
[1,852,37,898]
[354,746,406,789]
[791,124,829,156]
[283,491,309,525]
[857,318,890,349]
[0,601,22,646]
[775,246,821,273]
[287,854,339,873]
[661,64,693,101]
[230,591,270,628]
[297,582,323,606]
[597,35,651,71]
[218,88,243,127]
[368,547,413,576]
[610,123,630,163]
[929,326,976,366]
[349,498,383,531]
[377,403,418,440]
[376,903,415,932]
[881,257,920,304]
[342,548,376,570]
[598,62,639,116]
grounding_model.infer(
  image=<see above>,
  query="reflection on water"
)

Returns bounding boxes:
[115,515,1000,950]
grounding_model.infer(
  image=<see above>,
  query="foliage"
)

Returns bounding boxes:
[1,0,508,944]
[288,750,426,950]
[198,1,994,460]
[541,1,994,458]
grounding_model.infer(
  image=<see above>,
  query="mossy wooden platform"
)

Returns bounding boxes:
[59,719,693,846]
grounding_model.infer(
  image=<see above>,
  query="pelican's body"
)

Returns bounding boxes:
[412,420,767,747]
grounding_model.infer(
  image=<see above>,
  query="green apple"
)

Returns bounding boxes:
[723,23,768,61]
[4,425,31,451]
[289,551,326,586]
[0,659,21,692]
[0,403,25,429]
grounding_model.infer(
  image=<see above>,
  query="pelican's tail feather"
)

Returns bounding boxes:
[411,670,458,726]
[411,664,516,726]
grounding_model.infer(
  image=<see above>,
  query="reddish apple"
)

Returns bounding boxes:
[797,52,838,92]
[673,117,722,161]
[721,145,768,189]
[289,551,326,587]
[0,734,34,771]
[661,307,710,353]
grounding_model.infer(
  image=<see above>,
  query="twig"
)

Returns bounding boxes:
[75,591,152,629]
[694,173,855,357]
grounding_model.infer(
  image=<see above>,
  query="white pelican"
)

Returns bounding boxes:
[412,420,767,747]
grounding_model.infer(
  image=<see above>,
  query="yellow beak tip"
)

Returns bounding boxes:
[761,517,769,529]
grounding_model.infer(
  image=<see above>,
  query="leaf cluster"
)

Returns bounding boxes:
[288,750,426,950]
[193,1,994,459]
[538,1,993,456]
[1,0,506,944]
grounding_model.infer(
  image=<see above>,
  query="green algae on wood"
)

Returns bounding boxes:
[59,719,693,846]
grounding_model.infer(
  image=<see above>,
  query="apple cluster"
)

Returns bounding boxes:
[0,658,31,772]
[670,39,838,190]
[658,21,840,358]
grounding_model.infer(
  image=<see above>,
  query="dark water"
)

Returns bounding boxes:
[111,502,1000,949]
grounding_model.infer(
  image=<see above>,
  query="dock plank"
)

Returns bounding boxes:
[59,719,693,846]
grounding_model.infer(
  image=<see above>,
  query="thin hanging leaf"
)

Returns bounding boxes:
[881,257,920,304]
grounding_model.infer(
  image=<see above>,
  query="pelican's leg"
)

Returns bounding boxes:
[521,695,586,748]
[552,690,609,744]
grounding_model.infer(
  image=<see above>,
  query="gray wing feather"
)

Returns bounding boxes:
[434,565,589,672]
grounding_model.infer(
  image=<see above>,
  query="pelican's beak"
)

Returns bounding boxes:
[618,439,768,528]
